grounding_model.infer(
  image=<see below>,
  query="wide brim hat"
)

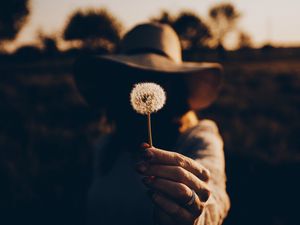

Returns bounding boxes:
[73,22,223,113]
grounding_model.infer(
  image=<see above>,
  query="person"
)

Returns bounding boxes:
[73,22,230,225]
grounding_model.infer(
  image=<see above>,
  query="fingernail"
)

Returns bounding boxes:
[135,162,147,173]
[141,142,150,149]
[142,176,155,185]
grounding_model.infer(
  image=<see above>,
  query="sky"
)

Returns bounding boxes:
[9,0,300,50]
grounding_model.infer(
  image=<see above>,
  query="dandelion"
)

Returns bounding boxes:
[130,82,166,147]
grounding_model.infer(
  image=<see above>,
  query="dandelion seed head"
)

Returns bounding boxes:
[130,82,166,115]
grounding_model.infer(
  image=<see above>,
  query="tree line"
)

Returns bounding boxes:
[0,0,253,57]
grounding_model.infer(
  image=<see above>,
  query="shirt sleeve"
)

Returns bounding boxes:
[175,119,230,225]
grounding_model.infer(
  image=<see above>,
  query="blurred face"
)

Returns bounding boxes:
[186,71,221,110]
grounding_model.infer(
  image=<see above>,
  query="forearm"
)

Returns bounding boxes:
[196,186,230,225]
[176,120,231,225]
[195,147,230,225]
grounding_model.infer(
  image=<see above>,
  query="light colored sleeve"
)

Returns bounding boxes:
[175,119,230,225]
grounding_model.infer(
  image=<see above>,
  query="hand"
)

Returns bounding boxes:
[135,143,211,225]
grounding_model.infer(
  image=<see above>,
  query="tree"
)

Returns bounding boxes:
[38,32,59,57]
[151,11,211,51]
[209,2,241,49]
[172,12,211,51]
[63,9,122,52]
[150,11,173,25]
[237,31,252,50]
[0,0,30,50]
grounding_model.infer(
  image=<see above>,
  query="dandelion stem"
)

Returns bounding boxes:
[147,112,153,147]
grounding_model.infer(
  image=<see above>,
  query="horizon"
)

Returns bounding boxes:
[6,0,300,51]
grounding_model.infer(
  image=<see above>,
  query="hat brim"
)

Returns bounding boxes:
[99,53,223,75]
[73,53,223,111]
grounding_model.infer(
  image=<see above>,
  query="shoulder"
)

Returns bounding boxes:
[177,119,222,146]
[189,119,221,136]
[175,119,224,158]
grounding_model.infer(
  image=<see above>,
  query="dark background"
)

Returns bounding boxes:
[0,1,299,225]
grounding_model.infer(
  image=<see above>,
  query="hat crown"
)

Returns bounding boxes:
[121,23,182,63]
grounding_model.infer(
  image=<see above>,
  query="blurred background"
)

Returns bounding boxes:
[0,0,299,224]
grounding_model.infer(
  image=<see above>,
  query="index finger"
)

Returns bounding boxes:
[141,144,210,182]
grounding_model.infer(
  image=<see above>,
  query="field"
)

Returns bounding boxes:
[205,59,300,225]
[0,56,299,224]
